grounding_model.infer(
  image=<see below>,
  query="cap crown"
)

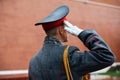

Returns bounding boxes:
[35,5,69,26]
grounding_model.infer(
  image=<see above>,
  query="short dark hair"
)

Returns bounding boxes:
[44,24,64,36]
[45,27,58,36]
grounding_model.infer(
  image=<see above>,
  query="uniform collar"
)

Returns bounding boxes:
[44,36,63,45]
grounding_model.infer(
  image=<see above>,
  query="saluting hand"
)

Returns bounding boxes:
[64,20,83,36]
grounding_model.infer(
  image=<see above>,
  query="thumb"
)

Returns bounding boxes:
[64,26,72,32]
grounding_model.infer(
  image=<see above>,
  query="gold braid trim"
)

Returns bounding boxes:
[63,46,90,80]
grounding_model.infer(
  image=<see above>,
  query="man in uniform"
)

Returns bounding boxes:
[29,5,115,80]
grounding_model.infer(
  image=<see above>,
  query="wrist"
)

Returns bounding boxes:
[74,26,84,36]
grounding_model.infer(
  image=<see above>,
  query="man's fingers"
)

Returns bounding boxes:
[64,26,73,33]
[64,21,83,36]
[64,21,73,28]
[64,26,71,31]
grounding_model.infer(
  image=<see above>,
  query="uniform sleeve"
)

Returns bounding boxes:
[68,30,115,76]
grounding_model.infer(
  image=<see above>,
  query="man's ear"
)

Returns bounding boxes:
[58,26,63,35]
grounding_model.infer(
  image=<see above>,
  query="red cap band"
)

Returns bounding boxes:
[42,17,66,31]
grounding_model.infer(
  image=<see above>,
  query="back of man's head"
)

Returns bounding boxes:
[45,27,58,36]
